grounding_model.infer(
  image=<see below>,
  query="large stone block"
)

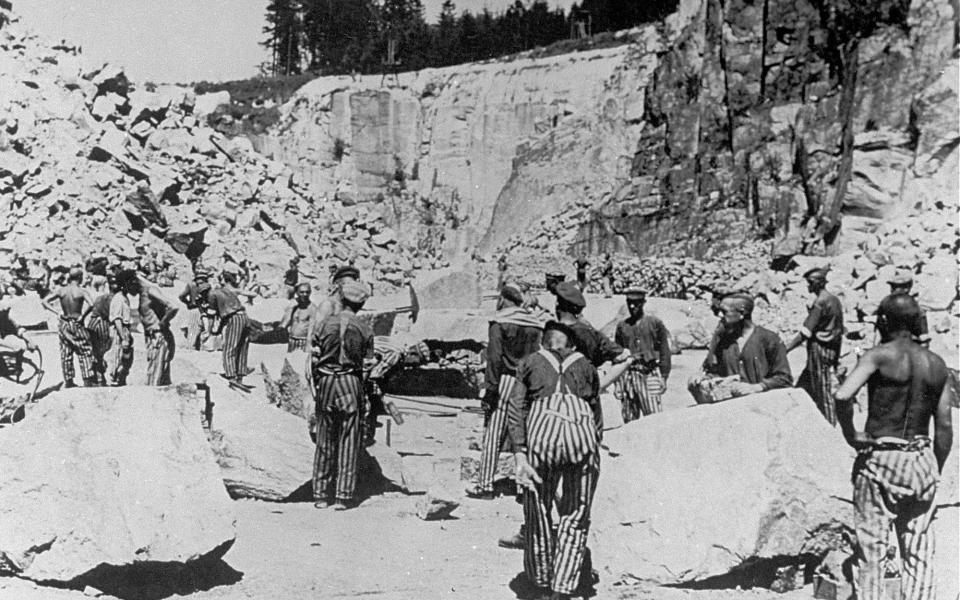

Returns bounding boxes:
[592,388,854,585]
[207,381,314,501]
[0,384,236,583]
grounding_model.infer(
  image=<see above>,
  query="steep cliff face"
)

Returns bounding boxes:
[259,0,958,262]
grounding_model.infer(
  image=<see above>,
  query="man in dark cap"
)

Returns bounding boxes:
[614,289,672,421]
[786,267,844,424]
[468,283,544,499]
[312,265,361,333]
[281,282,317,352]
[179,265,212,350]
[507,319,601,600]
[42,267,97,387]
[208,269,252,386]
[697,293,792,398]
[311,280,374,511]
[553,281,628,368]
[834,293,952,600]
[887,271,930,346]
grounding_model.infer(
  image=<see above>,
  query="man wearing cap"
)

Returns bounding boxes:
[507,320,601,600]
[833,293,952,600]
[785,268,844,424]
[108,270,136,386]
[699,294,792,397]
[179,266,212,350]
[129,275,178,386]
[311,265,360,333]
[468,284,544,499]
[310,280,374,510]
[553,281,628,369]
[86,276,115,386]
[888,271,930,346]
[280,282,317,352]
[614,289,672,420]
[42,267,98,388]
[208,270,252,386]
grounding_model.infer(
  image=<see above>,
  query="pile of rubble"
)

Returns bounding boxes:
[0,13,432,292]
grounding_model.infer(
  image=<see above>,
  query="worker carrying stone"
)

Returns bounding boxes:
[42,267,97,388]
[208,267,252,387]
[785,267,844,425]
[507,319,601,600]
[280,282,317,352]
[467,283,543,500]
[310,280,374,511]
[690,293,792,401]
[833,293,953,600]
[886,270,930,346]
[614,288,672,420]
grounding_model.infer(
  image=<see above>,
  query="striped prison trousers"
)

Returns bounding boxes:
[616,368,663,423]
[313,373,365,502]
[476,374,519,493]
[145,327,175,386]
[853,441,939,600]
[287,336,307,352]
[798,341,839,425]
[87,316,111,385]
[523,460,598,595]
[221,312,250,379]
[185,308,204,350]
[58,316,95,385]
[108,326,132,386]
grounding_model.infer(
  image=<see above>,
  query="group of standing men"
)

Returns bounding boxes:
[473,261,952,600]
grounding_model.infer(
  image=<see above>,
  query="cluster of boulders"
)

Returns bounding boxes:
[0,14,431,293]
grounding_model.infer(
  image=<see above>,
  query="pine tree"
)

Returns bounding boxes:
[262,0,303,76]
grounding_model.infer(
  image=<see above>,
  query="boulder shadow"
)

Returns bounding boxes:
[69,541,243,600]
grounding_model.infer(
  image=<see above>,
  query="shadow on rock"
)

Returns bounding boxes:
[72,543,242,600]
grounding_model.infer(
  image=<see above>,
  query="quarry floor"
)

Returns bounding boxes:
[2,332,957,600]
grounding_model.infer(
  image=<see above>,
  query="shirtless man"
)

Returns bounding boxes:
[834,294,953,600]
[281,283,317,352]
[43,268,97,387]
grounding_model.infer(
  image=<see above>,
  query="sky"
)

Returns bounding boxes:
[15,0,576,84]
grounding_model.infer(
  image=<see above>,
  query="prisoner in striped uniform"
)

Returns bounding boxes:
[178,267,212,350]
[835,294,953,600]
[311,280,374,511]
[132,277,178,386]
[508,321,601,600]
[614,288,671,421]
[467,284,543,499]
[42,268,97,387]
[87,288,113,386]
[786,268,843,425]
[109,270,136,386]
[280,283,317,352]
[209,271,251,385]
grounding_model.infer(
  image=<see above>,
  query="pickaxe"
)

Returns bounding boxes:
[363,282,420,323]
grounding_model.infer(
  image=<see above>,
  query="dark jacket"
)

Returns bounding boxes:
[705,325,792,390]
